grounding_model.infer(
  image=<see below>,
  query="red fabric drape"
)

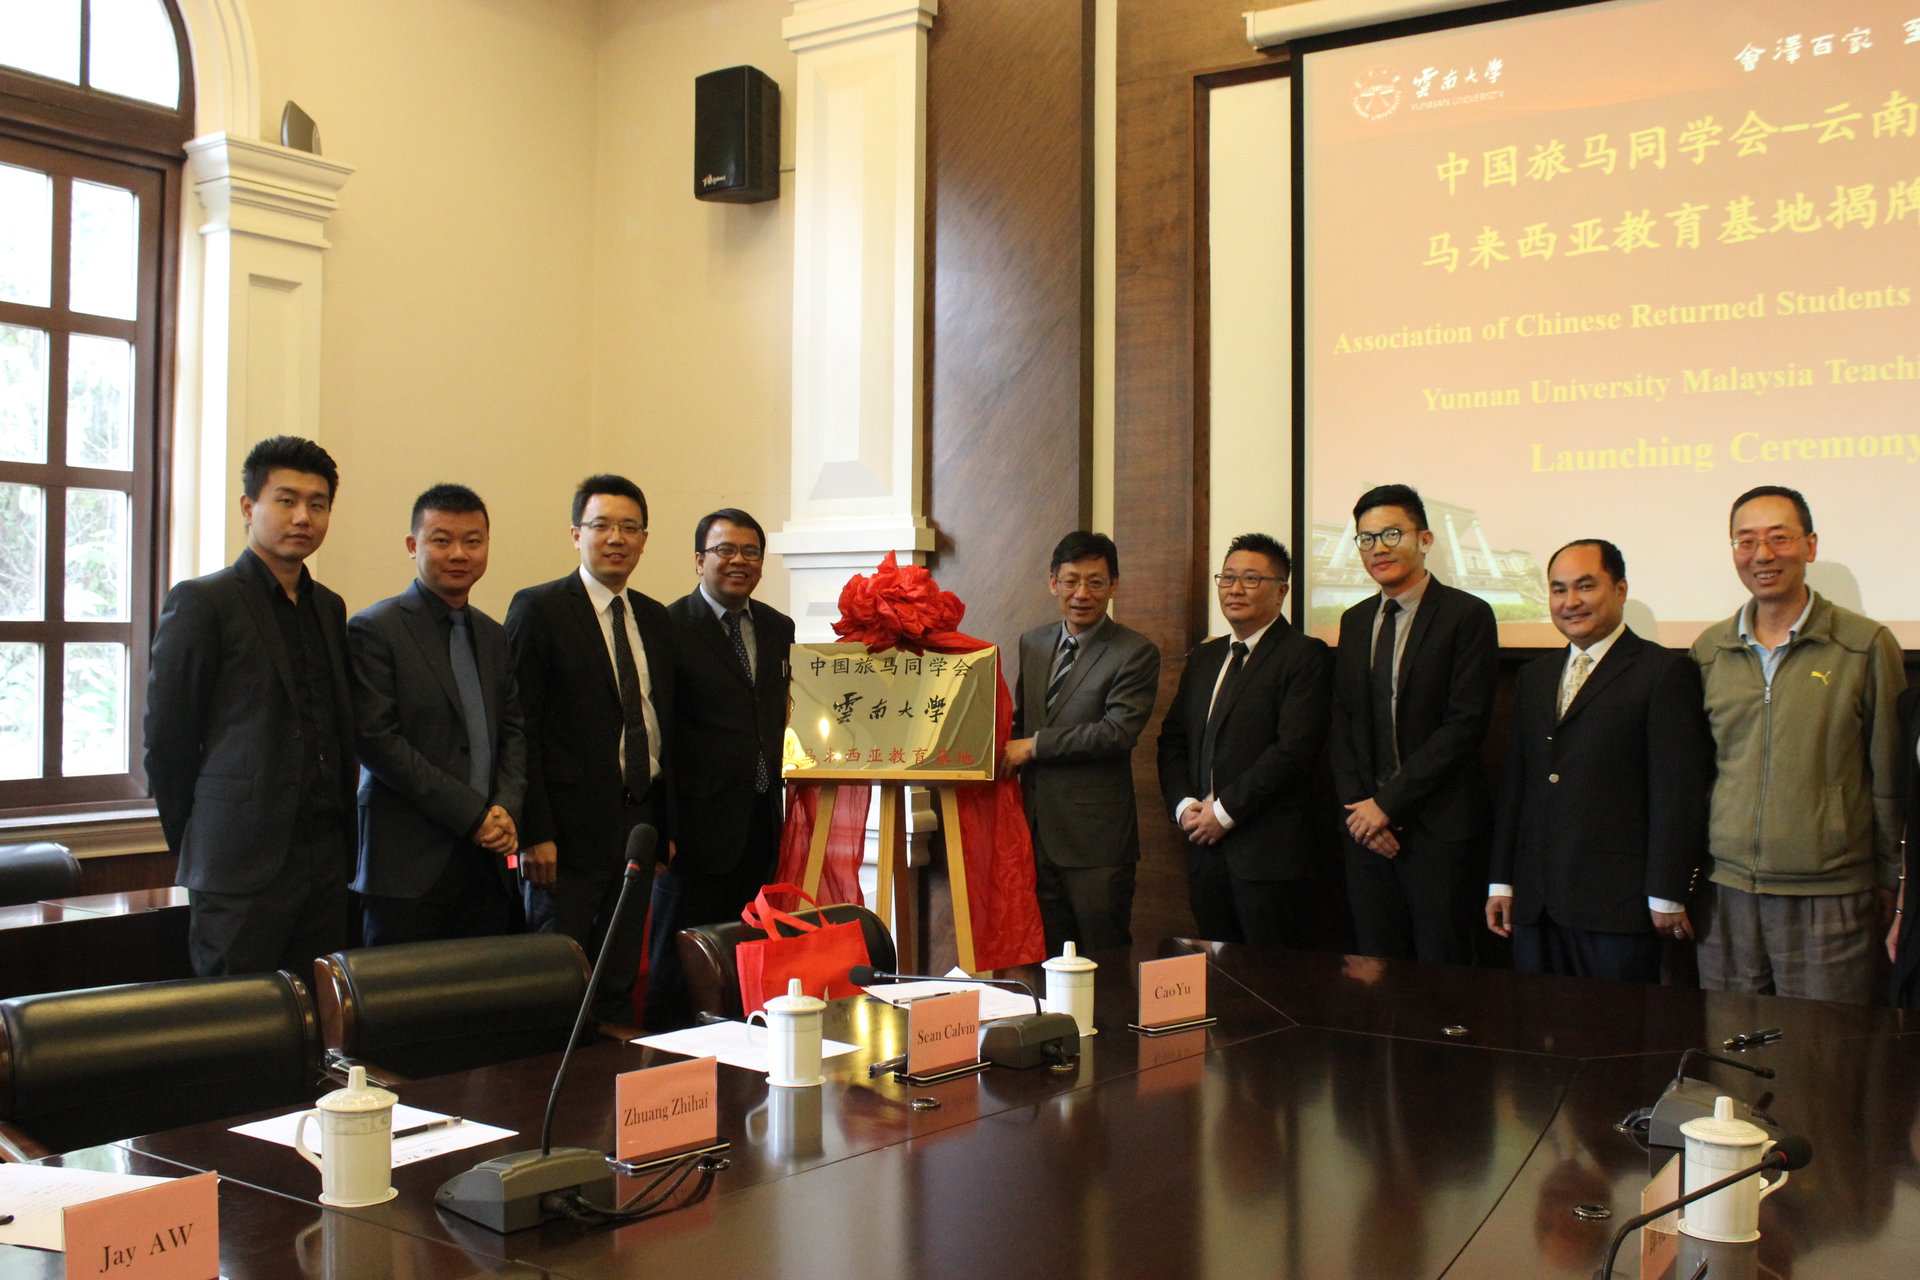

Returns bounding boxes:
[774,553,1045,972]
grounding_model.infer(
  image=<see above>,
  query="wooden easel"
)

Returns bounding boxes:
[799,781,977,973]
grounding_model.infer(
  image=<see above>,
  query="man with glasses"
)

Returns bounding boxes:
[1689,485,1902,1003]
[1330,484,1497,964]
[1156,533,1329,947]
[1006,532,1160,952]
[506,475,675,1025]
[646,509,795,1029]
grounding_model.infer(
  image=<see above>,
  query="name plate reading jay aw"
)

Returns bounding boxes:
[64,1171,218,1280]
[784,644,998,781]
[907,989,981,1077]
[615,1057,718,1164]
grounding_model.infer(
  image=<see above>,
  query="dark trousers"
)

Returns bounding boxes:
[526,794,660,1026]
[1034,841,1135,954]
[1344,832,1478,964]
[1186,846,1309,948]
[360,845,521,947]
[1513,914,1662,984]
[642,799,779,1031]
[188,824,351,977]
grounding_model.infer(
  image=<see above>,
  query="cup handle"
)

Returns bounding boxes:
[293,1111,323,1170]
[1757,1167,1789,1199]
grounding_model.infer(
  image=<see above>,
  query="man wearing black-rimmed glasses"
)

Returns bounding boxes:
[1329,484,1497,965]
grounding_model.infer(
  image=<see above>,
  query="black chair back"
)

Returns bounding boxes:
[0,971,319,1158]
[677,903,896,1021]
[314,934,591,1081]
[0,842,81,907]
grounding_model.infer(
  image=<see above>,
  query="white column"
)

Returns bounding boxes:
[179,134,352,575]
[775,0,940,644]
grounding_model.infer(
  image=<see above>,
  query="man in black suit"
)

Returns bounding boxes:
[1486,539,1710,982]
[1330,483,1497,964]
[145,435,356,976]
[1156,533,1330,946]
[646,508,794,1030]
[348,484,527,945]
[507,475,673,1025]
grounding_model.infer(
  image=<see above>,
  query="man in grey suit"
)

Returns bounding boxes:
[145,436,357,976]
[348,484,527,945]
[1006,532,1161,952]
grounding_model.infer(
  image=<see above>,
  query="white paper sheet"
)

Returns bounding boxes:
[860,968,1041,1022]
[228,1105,515,1166]
[632,1021,859,1074]
[0,1164,174,1252]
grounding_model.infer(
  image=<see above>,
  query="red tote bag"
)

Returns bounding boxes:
[734,884,872,1017]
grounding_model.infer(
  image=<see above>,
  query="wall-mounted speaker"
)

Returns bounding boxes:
[694,66,780,204]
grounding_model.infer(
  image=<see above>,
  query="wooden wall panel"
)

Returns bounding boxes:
[925,0,1094,663]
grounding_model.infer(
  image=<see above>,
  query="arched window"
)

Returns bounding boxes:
[1,0,191,810]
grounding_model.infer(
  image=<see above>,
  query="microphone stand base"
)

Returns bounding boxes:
[435,1146,616,1233]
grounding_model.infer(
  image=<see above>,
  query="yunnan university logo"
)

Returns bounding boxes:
[1352,66,1403,120]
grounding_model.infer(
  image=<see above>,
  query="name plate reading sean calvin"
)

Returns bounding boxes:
[63,1171,218,1280]
[615,1056,718,1165]
[907,989,981,1077]
[1134,954,1210,1032]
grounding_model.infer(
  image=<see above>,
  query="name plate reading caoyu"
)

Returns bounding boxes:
[906,989,981,1078]
[784,644,999,781]
[63,1171,218,1280]
[1132,954,1213,1035]
[615,1057,718,1166]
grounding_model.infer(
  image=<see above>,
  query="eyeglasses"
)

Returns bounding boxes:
[1215,572,1283,589]
[1353,528,1408,551]
[1054,577,1111,593]
[578,519,645,537]
[1730,532,1804,556]
[701,542,764,562]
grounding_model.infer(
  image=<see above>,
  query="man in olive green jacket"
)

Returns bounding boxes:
[1690,485,1903,1004]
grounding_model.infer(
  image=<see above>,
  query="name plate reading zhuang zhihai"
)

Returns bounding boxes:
[615,1056,718,1164]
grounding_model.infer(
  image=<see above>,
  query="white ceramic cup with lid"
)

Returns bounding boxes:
[294,1065,399,1207]
[1678,1095,1789,1242]
[753,978,828,1087]
[1042,942,1098,1037]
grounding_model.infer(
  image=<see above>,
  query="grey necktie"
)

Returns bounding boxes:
[1046,635,1079,713]
[726,610,770,794]
[447,609,491,793]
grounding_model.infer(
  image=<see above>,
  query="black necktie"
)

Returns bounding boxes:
[1371,598,1401,782]
[610,595,649,794]
[726,610,770,795]
[1199,640,1249,794]
[447,609,491,794]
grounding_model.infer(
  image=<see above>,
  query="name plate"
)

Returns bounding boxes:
[64,1171,218,1280]
[615,1056,718,1164]
[1137,954,1207,1028]
[907,990,980,1077]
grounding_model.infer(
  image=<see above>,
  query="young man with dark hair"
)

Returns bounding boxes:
[348,484,527,945]
[1007,531,1161,952]
[1157,533,1328,947]
[507,474,675,1025]
[1329,483,1498,963]
[145,435,357,975]
[1689,485,1902,1003]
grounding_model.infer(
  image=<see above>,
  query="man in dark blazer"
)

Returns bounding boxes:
[646,508,795,1030]
[1486,539,1710,982]
[348,484,527,945]
[1331,483,1497,965]
[1156,533,1330,946]
[507,474,674,1026]
[1006,532,1161,952]
[144,435,356,977]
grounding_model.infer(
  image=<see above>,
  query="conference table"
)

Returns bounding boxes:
[0,888,191,999]
[6,941,1917,1279]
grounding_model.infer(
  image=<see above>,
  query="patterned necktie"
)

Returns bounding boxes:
[1046,635,1079,714]
[609,595,649,794]
[1559,650,1593,720]
[447,609,491,793]
[726,610,770,794]
[1371,598,1401,780]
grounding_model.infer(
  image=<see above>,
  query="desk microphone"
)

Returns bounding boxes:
[437,824,657,1232]
[850,965,1081,1070]
[1593,1134,1812,1279]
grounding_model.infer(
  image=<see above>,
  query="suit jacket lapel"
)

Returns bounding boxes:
[750,600,784,687]
[1558,629,1639,727]
[399,585,465,717]
[1044,622,1107,725]
[1397,576,1442,680]
[233,561,299,705]
[563,574,620,702]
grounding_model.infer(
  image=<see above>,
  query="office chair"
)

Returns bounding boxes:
[313,933,593,1082]
[677,903,895,1022]
[0,971,320,1160]
[0,842,81,908]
